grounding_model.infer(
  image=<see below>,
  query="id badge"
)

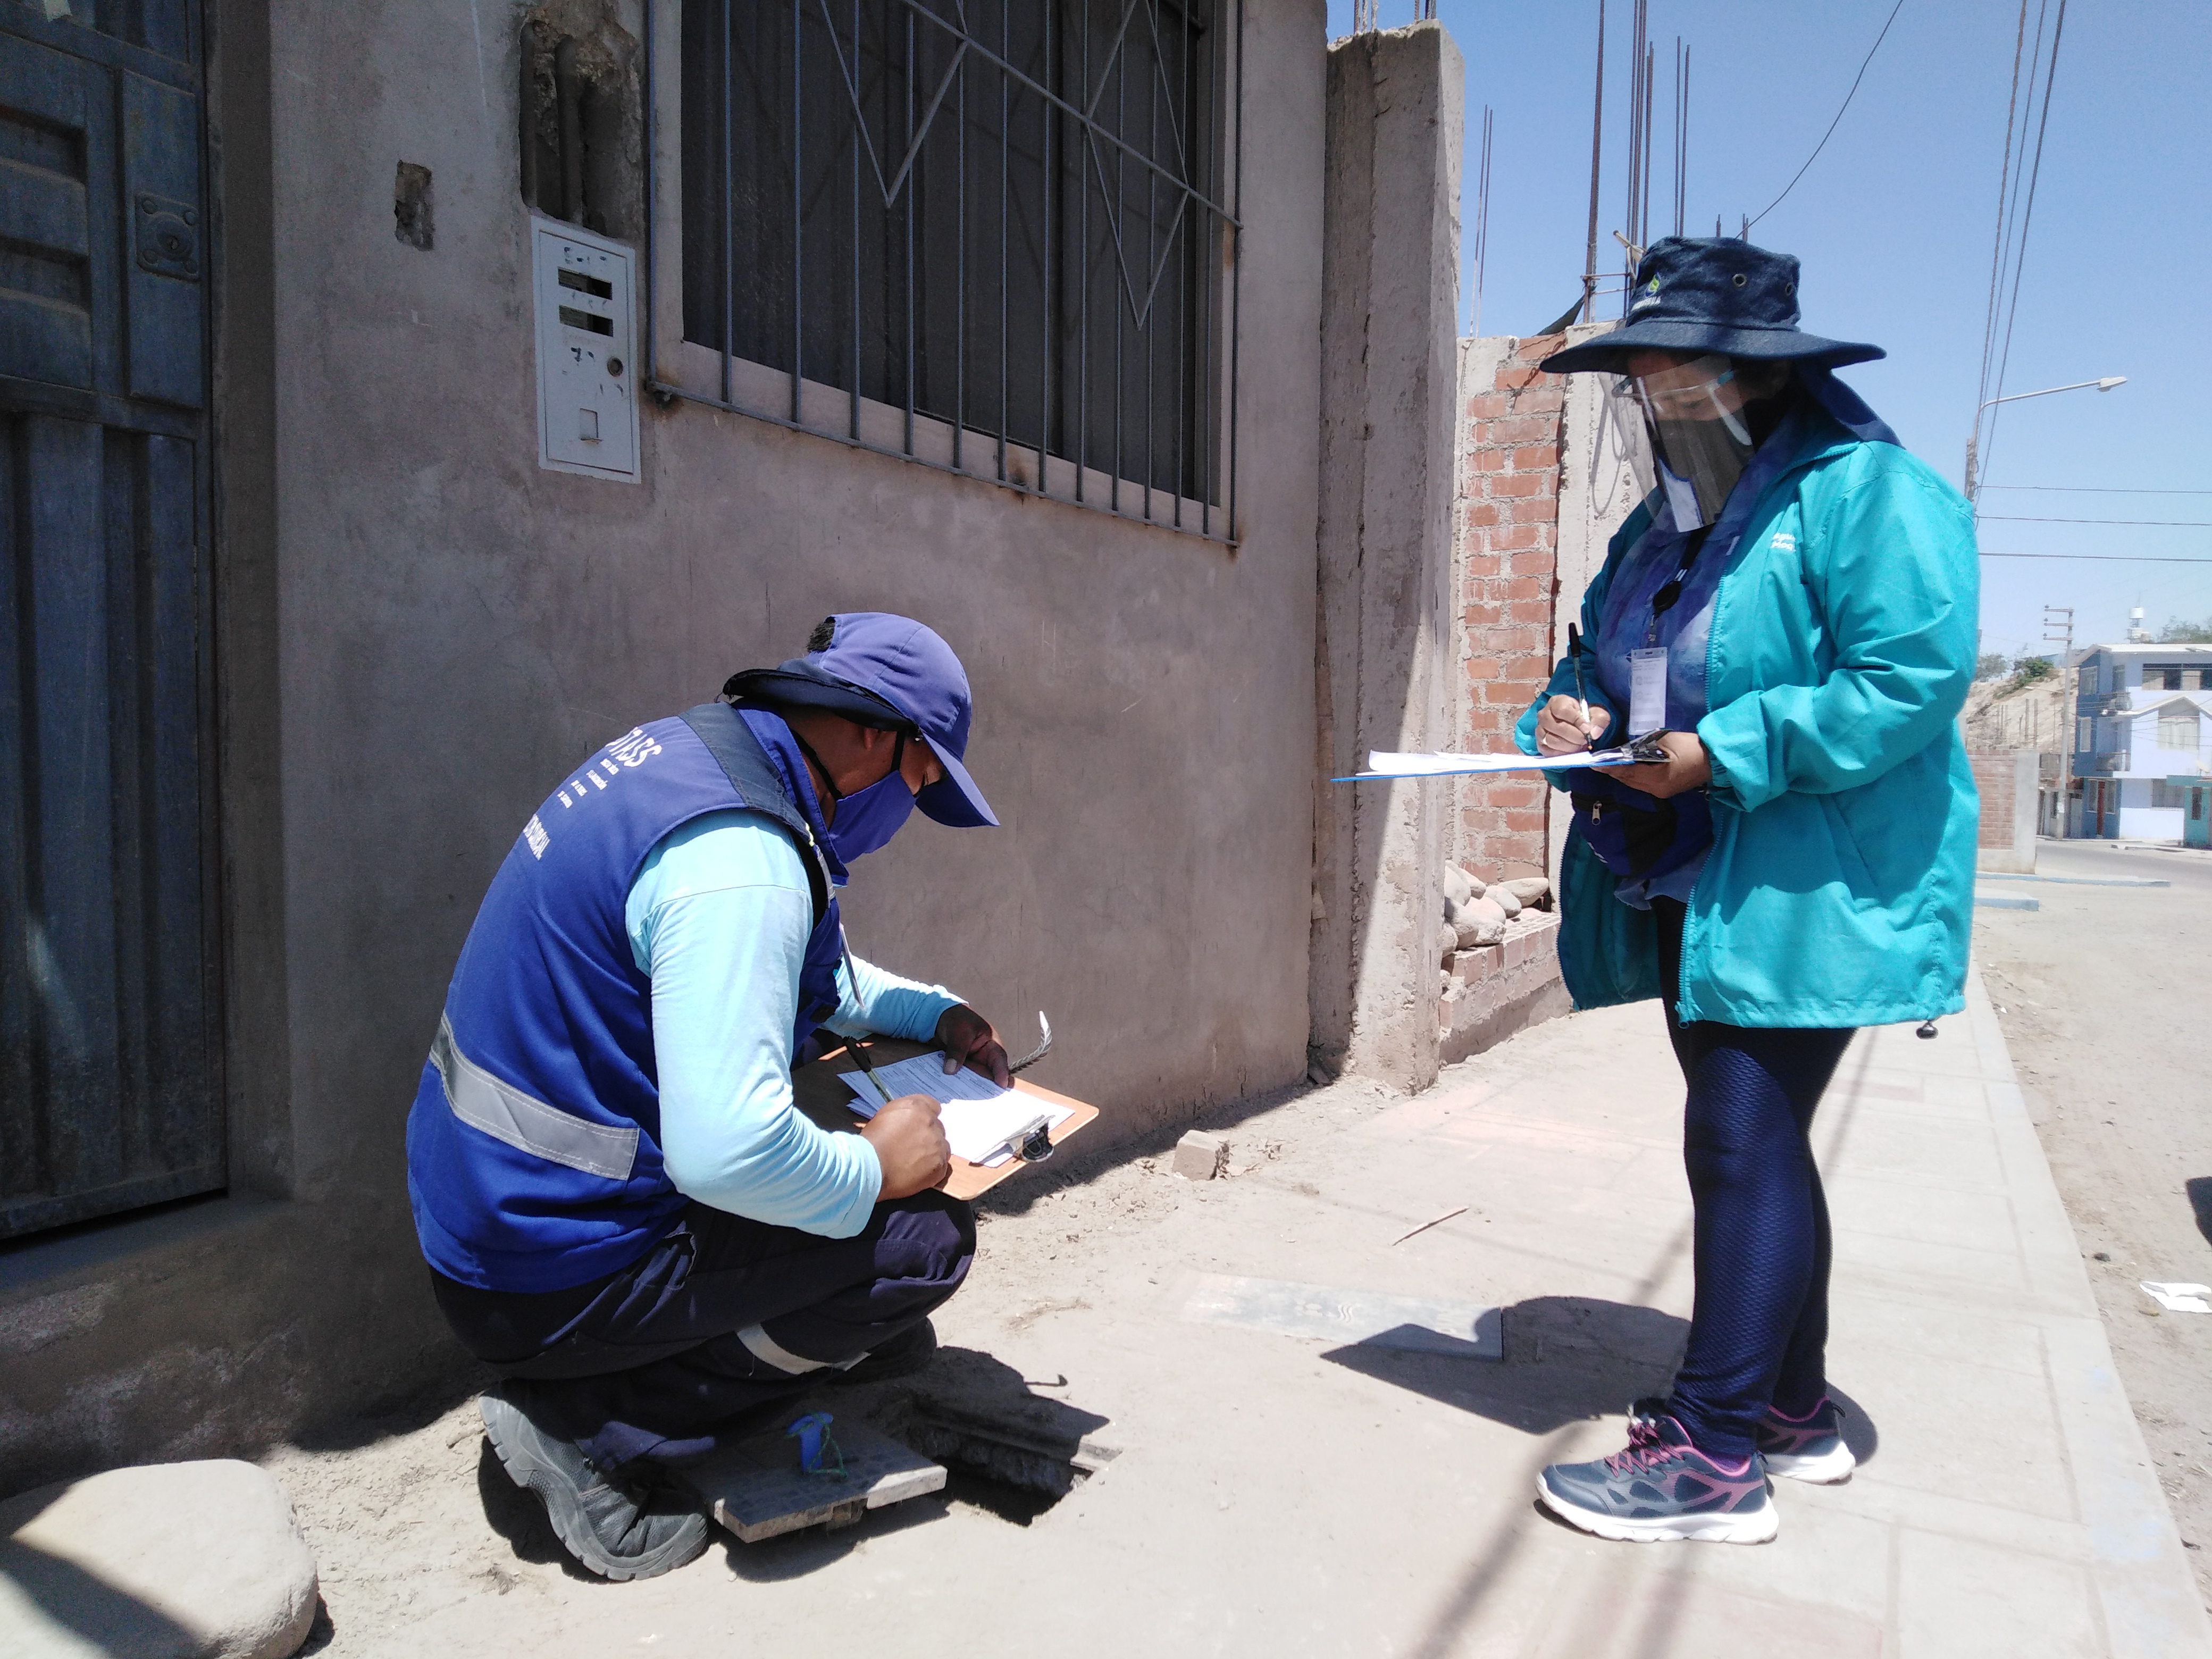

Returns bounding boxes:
[1628,648,1669,737]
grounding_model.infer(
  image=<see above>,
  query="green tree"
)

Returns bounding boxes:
[1975,651,2011,680]
[2007,656,2055,691]
[2158,616,2212,643]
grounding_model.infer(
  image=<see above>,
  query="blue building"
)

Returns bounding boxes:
[2068,644,2212,844]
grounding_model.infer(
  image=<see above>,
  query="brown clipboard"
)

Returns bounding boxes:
[791,1036,1099,1201]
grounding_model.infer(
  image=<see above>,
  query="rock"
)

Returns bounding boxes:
[1498,876,1552,910]
[1453,895,1507,947]
[0,1460,319,1659]
[1172,1130,1226,1181]
[1461,866,1487,899]
[1491,885,1522,920]
[1436,919,1459,966]
[1442,864,1473,909]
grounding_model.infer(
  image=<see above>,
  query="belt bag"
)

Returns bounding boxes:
[1569,790,1679,882]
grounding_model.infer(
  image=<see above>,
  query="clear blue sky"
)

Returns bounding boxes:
[1321,1,2211,659]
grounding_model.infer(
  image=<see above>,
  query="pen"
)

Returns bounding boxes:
[1566,623,1593,749]
[848,1040,895,1110]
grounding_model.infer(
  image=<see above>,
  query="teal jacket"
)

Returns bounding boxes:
[1515,406,1979,1028]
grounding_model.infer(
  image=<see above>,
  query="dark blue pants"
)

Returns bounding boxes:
[432,1193,974,1474]
[1654,900,1854,1462]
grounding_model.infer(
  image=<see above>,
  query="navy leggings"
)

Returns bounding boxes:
[1653,899,1854,1462]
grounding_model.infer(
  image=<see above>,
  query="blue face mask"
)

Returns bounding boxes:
[823,748,918,863]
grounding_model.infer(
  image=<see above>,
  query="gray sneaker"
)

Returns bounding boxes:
[1536,1401,1778,1544]
[479,1385,710,1580]
[1755,1395,1856,1484]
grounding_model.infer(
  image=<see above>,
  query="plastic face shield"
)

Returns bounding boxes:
[1618,355,1757,529]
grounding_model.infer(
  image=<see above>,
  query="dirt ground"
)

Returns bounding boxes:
[1973,837,2212,1613]
[261,1069,1402,1655]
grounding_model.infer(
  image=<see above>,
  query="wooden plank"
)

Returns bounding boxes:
[678,1401,946,1544]
[23,413,122,1200]
[0,36,96,390]
[103,426,153,1171]
[139,430,214,1173]
[791,1036,1100,1200]
[121,70,202,408]
[0,416,38,1208]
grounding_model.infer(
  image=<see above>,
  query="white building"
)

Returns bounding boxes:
[2069,644,2212,843]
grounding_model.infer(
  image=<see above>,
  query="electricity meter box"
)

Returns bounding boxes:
[531,217,640,482]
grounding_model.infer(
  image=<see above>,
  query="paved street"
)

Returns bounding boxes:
[270,960,2210,1656]
[1977,837,2212,1614]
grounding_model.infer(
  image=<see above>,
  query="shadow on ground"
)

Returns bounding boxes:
[2186,1177,2212,1250]
[1324,1296,1689,1434]
[1322,1295,1883,1468]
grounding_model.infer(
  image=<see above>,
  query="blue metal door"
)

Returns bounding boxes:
[1,2,219,1237]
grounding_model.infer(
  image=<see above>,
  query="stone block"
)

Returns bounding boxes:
[1442,862,1473,908]
[0,1461,319,1659]
[680,1402,946,1544]
[1172,1130,1226,1181]
[1454,894,1507,945]
[1498,876,1552,910]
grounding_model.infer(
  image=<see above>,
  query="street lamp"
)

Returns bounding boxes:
[1964,376,2127,503]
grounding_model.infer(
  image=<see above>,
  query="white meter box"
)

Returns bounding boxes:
[531,217,639,482]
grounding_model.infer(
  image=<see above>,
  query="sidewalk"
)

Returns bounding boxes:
[277,975,2212,1657]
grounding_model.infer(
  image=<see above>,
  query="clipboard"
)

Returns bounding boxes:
[791,1036,1100,1201]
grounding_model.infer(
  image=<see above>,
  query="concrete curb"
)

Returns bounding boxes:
[1963,970,2212,1657]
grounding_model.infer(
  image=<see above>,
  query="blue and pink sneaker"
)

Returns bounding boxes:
[1756,1395,1856,1484]
[1536,1400,1777,1544]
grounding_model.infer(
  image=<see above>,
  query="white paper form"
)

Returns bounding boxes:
[842,1050,1074,1166]
[1344,748,1643,781]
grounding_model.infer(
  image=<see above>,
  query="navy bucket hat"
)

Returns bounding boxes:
[723,613,998,828]
[1539,237,1883,375]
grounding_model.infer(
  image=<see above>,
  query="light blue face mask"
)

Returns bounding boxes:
[822,737,918,862]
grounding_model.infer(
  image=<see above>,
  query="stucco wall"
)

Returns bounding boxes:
[1,0,1328,1492]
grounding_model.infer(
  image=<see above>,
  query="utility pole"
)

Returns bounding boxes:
[1581,0,1605,322]
[2045,605,2075,838]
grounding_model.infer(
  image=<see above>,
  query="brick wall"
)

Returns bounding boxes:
[1452,333,1570,881]
[1968,751,2018,850]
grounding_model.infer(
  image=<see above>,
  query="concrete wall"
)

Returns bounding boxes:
[1,0,1329,1494]
[1309,21,1462,1093]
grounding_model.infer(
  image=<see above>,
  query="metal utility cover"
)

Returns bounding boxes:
[679,1403,946,1544]
[531,216,639,481]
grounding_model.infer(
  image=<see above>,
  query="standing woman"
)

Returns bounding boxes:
[1516,238,1977,1544]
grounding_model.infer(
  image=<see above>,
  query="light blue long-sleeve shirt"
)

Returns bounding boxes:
[625,809,961,1238]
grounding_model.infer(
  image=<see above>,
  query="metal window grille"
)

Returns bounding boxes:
[646,0,1242,543]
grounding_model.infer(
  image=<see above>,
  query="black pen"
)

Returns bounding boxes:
[1566,623,1594,750]
[847,1039,895,1110]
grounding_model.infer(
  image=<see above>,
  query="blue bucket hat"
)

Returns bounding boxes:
[723,613,998,828]
[1539,237,1883,375]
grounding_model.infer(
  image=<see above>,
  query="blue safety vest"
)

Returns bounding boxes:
[405,705,845,1293]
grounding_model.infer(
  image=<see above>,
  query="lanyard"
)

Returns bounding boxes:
[1645,525,1713,646]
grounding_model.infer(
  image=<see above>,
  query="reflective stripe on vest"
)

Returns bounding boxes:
[431,1015,639,1182]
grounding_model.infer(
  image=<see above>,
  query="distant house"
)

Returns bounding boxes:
[2070,644,2212,844]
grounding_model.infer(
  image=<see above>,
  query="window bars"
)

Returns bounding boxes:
[648,0,1242,544]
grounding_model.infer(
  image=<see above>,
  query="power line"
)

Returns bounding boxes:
[1981,552,2212,564]
[1977,515,2212,526]
[1975,1,2034,418]
[1744,0,1908,231]
[1980,0,2069,494]
[1980,485,2212,496]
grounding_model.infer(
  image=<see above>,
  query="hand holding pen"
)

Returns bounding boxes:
[1535,627,1612,755]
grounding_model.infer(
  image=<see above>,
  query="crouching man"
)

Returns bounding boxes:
[405,614,1008,1579]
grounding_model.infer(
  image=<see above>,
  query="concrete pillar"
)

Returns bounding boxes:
[1310,22,1463,1092]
